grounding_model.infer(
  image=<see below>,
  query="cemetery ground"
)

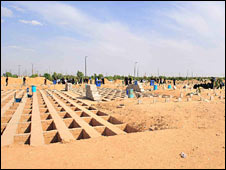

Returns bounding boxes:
[1,80,225,169]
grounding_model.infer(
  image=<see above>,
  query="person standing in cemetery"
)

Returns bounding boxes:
[61,77,65,84]
[173,78,176,86]
[72,78,75,84]
[156,78,159,84]
[124,77,128,85]
[159,77,162,86]
[79,78,82,84]
[210,77,216,89]
[44,78,47,85]
[23,76,26,86]
[129,77,132,84]
[219,80,224,89]
[6,76,8,86]
[101,77,105,84]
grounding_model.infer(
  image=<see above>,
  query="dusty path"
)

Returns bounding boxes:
[1,127,225,169]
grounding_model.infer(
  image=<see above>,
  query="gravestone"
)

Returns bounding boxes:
[65,83,72,91]
[86,85,101,101]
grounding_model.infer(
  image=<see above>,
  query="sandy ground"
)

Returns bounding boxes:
[1,83,225,169]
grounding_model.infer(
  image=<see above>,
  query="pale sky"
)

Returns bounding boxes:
[1,1,225,77]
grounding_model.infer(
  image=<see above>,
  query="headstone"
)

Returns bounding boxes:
[210,96,214,101]
[153,98,157,103]
[165,98,169,102]
[126,83,144,93]
[163,85,166,90]
[180,93,183,98]
[86,85,101,101]
[65,83,72,91]
[178,98,182,102]
[204,99,209,102]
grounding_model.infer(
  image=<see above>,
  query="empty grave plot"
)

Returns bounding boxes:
[107,116,123,125]
[58,112,72,119]
[19,114,32,122]
[41,120,57,131]
[94,126,117,136]
[76,111,90,117]
[1,123,7,135]
[17,122,31,134]
[4,110,16,116]
[40,113,52,120]
[1,116,12,124]
[14,134,31,145]
[63,118,81,129]
[92,110,109,116]
[81,117,104,127]
[69,129,91,140]
[43,130,62,144]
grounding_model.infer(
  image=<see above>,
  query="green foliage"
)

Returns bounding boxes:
[4,72,13,77]
[43,73,52,81]
[12,74,18,78]
[52,72,57,80]
[98,74,104,79]
[94,73,97,79]
[113,75,121,80]
[30,74,38,78]
[105,76,113,80]
[57,73,63,79]
[77,71,84,79]
[3,72,18,78]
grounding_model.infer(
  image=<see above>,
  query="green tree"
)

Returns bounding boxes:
[57,73,63,79]
[105,76,113,80]
[94,73,97,79]
[5,72,13,77]
[12,74,18,78]
[30,74,38,78]
[77,71,84,79]
[43,73,52,81]
[98,74,104,79]
[52,72,57,80]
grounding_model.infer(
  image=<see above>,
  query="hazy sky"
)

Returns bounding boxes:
[1,1,225,77]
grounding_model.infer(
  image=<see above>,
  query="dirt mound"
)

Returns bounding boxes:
[1,77,52,86]
[114,79,123,84]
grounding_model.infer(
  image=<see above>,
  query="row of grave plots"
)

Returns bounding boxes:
[1,89,138,146]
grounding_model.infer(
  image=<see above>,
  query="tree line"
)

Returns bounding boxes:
[2,71,225,82]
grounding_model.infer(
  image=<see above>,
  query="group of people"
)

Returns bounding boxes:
[51,77,105,85]
[124,77,170,86]
[52,77,76,85]
[193,77,225,89]
[124,77,133,85]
